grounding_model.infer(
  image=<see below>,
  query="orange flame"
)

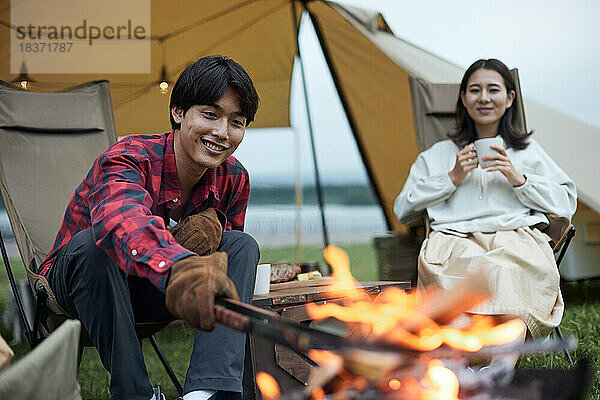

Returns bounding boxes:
[421,360,459,400]
[312,387,325,399]
[256,371,280,400]
[323,245,365,300]
[388,378,402,390]
[265,246,527,400]
[308,349,337,364]
[307,245,523,353]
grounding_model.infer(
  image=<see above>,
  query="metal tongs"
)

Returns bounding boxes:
[214,297,577,360]
[214,297,401,354]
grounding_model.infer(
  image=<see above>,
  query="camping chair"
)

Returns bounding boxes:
[409,70,576,365]
[0,320,82,399]
[0,80,184,394]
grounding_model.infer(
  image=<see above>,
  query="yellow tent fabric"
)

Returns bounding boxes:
[2,0,599,232]
[0,0,302,133]
[305,1,420,233]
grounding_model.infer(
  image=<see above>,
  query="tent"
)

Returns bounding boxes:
[2,0,599,234]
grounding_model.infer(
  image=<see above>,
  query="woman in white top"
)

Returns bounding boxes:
[394,59,577,364]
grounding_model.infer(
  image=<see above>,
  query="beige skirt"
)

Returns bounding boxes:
[417,227,564,338]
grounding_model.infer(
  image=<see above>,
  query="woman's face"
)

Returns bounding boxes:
[460,68,515,137]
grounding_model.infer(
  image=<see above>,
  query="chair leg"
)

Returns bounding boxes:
[0,231,34,346]
[148,334,184,396]
[31,286,50,347]
[555,326,574,366]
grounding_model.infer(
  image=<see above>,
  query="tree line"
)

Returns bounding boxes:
[248,184,377,206]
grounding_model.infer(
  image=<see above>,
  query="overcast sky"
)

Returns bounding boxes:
[235,0,600,187]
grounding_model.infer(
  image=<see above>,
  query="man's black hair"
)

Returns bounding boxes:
[169,55,259,130]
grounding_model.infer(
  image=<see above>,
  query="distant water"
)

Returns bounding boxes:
[245,204,389,248]
[0,205,390,256]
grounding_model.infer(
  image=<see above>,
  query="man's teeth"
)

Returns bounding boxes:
[204,142,224,151]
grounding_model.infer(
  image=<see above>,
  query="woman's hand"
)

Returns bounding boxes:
[482,145,526,186]
[448,143,478,185]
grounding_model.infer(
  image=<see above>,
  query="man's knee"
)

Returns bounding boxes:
[218,231,259,303]
[219,230,260,264]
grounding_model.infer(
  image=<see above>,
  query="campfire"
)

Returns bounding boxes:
[215,246,585,400]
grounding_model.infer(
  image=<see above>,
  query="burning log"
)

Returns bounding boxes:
[406,268,491,331]
[304,350,343,397]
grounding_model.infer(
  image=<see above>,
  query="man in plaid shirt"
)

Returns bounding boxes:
[41,56,260,400]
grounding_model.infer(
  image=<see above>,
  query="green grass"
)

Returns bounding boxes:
[517,279,600,398]
[260,242,379,282]
[1,245,599,399]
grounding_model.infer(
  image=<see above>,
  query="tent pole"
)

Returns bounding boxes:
[294,126,303,263]
[305,1,394,231]
[291,0,331,251]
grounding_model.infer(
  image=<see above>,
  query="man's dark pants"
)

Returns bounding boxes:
[47,228,259,400]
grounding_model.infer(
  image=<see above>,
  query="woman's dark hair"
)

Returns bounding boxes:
[169,55,259,130]
[449,58,531,150]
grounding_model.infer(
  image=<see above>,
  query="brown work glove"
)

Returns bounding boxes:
[165,253,239,331]
[170,208,223,256]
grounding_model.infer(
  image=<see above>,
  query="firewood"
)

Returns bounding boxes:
[342,349,406,383]
[304,352,344,395]
[401,268,492,332]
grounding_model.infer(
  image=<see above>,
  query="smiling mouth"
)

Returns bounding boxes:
[201,138,228,152]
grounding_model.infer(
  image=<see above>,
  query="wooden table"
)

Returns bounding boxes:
[242,278,411,399]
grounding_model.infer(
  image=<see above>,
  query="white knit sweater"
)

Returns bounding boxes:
[393,138,577,233]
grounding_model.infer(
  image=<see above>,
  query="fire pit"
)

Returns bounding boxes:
[215,246,588,400]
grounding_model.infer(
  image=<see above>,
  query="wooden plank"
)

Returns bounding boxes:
[252,281,411,307]
[269,279,409,293]
[269,277,335,291]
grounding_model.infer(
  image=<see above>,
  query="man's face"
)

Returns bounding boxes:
[172,86,246,173]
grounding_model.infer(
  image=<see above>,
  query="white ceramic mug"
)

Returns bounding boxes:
[253,264,271,295]
[474,136,503,167]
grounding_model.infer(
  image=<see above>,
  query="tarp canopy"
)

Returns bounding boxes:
[0,0,303,132]
[2,0,598,233]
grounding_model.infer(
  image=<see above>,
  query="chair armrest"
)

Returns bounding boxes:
[543,213,573,252]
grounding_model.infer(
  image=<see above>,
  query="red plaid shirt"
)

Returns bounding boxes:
[39,131,250,291]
